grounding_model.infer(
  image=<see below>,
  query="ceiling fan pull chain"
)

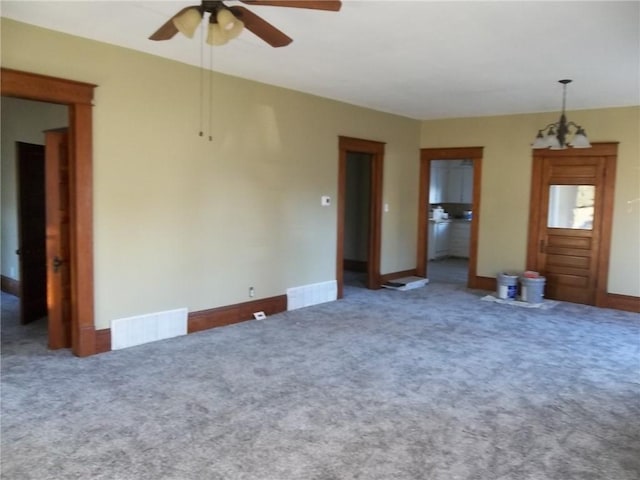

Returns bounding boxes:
[208,44,214,141]
[199,23,205,138]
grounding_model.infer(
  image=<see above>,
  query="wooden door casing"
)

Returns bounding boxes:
[417,147,484,287]
[1,68,96,356]
[527,143,618,307]
[337,136,384,299]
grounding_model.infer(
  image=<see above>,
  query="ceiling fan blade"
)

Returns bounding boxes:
[230,6,293,47]
[240,0,341,11]
[149,6,194,41]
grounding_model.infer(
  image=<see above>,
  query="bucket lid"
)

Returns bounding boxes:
[521,276,545,282]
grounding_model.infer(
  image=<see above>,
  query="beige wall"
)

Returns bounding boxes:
[1,19,421,329]
[421,106,640,296]
[3,19,636,332]
[0,97,68,281]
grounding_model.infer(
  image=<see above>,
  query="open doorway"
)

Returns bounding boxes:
[343,152,372,289]
[416,147,483,288]
[427,158,474,285]
[1,68,96,356]
[336,136,384,299]
[1,100,70,349]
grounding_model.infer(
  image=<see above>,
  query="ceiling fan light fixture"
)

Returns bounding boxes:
[216,9,244,39]
[173,7,203,38]
[207,22,229,45]
[150,0,341,46]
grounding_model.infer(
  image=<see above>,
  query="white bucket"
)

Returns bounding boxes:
[497,273,518,300]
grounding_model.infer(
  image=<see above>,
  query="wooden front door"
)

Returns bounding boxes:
[45,129,72,349]
[527,143,617,306]
[17,142,48,324]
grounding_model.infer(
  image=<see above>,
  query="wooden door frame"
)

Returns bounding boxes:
[1,68,97,357]
[526,142,618,307]
[337,136,384,299]
[416,147,484,288]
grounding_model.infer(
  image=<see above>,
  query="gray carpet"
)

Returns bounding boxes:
[1,285,639,480]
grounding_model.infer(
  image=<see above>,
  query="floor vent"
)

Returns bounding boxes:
[287,280,337,310]
[111,308,188,350]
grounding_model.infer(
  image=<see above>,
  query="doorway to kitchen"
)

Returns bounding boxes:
[416,147,483,288]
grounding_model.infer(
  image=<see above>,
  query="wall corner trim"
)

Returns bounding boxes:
[95,328,111,354]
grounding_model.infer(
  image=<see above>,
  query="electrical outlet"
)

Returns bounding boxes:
[253,311,266,320]
[249,287,255,298]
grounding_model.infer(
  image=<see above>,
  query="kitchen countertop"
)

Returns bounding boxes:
[429,218,471,223]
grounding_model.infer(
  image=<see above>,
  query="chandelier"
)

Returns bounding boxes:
[532,79,591,150]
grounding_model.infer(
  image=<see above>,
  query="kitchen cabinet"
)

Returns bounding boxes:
[429,164,448,204]
[446,165,473,203]
[449,221,471,257]
[461,167,473,203]
[428,220,451,260]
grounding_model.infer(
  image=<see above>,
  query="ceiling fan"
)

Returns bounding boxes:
[149,0,342,47]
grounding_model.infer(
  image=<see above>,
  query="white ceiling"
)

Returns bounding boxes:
[2,0,639,120]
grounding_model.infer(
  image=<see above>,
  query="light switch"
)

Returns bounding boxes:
[321,196,331,206]
[384,203,389,212]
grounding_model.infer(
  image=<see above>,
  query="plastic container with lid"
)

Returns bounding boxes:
[497,272,518,300]
[521,275,546,304]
